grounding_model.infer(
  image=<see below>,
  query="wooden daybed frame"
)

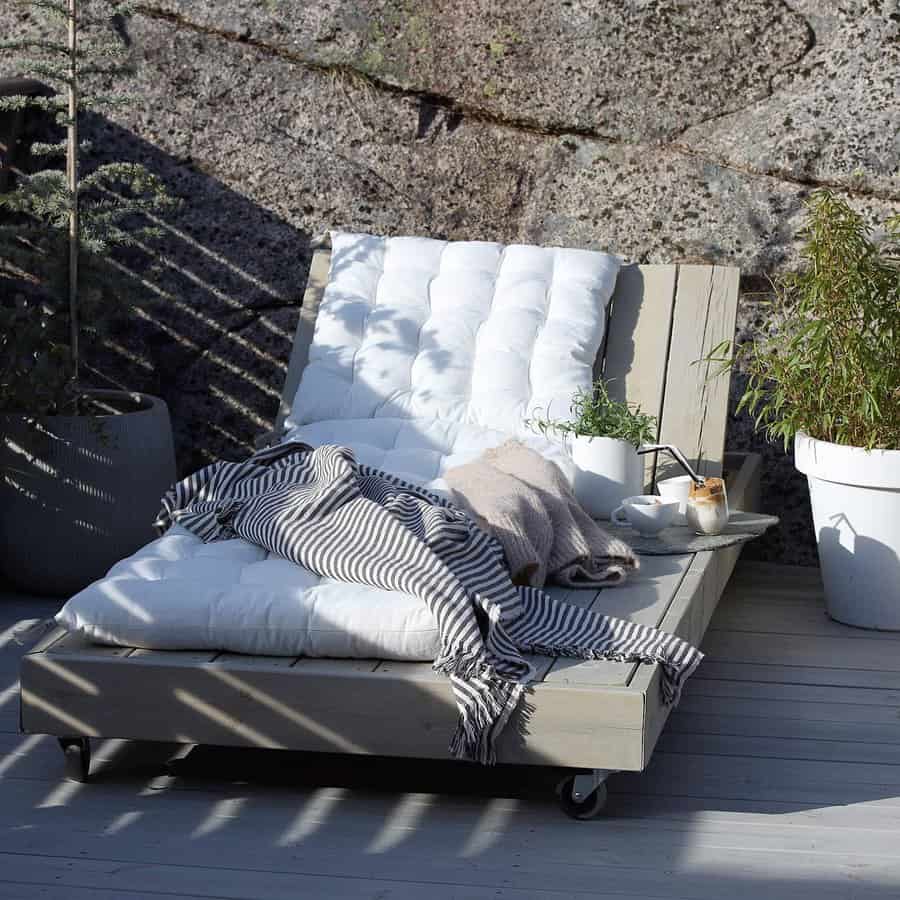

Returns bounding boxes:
[20,241,760,817]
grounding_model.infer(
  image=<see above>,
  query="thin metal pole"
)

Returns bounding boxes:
[67,0,79,385]
[637,443,706,485]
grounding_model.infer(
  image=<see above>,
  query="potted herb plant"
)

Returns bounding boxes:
[528,379,657,517]
[0,0,177,595]
[722,191,899,629]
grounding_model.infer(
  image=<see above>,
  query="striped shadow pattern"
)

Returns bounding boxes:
[157,442,703,764]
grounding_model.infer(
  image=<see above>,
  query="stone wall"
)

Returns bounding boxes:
[2,1,898,565]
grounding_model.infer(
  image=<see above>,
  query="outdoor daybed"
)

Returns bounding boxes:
[20,233,760,818]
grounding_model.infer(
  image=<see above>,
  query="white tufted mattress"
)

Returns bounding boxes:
[57,232,620,659]
[284,417,576,492]
[288,232,619,435]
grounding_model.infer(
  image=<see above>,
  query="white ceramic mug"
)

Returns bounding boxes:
[657,475,693,525]
[611,495,680,536]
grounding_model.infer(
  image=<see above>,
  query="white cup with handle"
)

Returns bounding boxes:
[610,495,680,537]
[657,475,694,526]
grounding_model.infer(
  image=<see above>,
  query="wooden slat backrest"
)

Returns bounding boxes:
[602,263,740,486]
[655,265,740,480]
[600,264,678,489]
[275,240,739,486]
[273,243,331,435]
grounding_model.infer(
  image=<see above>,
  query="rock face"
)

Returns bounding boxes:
[2,0,898,564]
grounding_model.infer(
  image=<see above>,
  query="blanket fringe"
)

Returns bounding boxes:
[448,680,526,765]
[431,645,528,686]
[510,688,537,746]
[434,643,532,764]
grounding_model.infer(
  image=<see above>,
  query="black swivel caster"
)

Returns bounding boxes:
[556,772,609,820]
[59,737,91,783]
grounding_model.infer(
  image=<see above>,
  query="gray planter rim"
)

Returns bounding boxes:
[5,389,167,425]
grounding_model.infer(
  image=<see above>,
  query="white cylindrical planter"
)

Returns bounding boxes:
[795,433,900,630]
[570,435,643,519]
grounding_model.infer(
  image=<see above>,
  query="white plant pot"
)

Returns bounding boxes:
[795,433,900,630]
[570,435,643,519]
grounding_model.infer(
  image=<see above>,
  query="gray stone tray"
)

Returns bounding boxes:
[611,511,780,555]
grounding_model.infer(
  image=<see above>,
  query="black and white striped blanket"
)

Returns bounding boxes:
[156,442,703,764]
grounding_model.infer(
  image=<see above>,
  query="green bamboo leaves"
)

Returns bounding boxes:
[719,191,900,451]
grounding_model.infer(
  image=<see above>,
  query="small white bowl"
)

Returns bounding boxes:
[611,495,680,536]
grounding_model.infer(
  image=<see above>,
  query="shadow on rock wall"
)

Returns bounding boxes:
[726,370,816,567]
[725,283,818,567]
[78,112,311,474]
[3,105,820,565]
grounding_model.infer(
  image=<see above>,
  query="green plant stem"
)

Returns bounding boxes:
[67,0,80,384]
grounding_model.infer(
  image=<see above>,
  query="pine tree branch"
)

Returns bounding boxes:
[79,92,134,110]
[30,0,69,18]
[0,39,69,53]
[0,95,66,113]
[79,62,136,77]
[30,140,69,157]
[80,38,129,58]
[18,60,73,85]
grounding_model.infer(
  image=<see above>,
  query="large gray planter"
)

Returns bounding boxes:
[0,390,176,596]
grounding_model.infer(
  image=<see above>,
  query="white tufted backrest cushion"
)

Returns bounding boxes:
[287,231,620,436]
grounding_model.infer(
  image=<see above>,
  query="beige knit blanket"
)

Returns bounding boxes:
[445,440,638,588]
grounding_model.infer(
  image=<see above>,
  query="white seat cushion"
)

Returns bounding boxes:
[56,525,443,660]
[287,231,620,436]
[57,418,573,660]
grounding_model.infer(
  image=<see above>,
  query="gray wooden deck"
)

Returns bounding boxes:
[2,561,899,899]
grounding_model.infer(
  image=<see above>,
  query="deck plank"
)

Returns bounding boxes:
[657,731,900,765]
[684,676,900,706]
[666,710,900,746]
[702,630,900,671]
[711,600,900,640]
[696,659,900,690]
[0,886,219,900]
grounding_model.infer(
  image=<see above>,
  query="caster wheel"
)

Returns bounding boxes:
[59,737,91,783]
[557,776,607,820]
